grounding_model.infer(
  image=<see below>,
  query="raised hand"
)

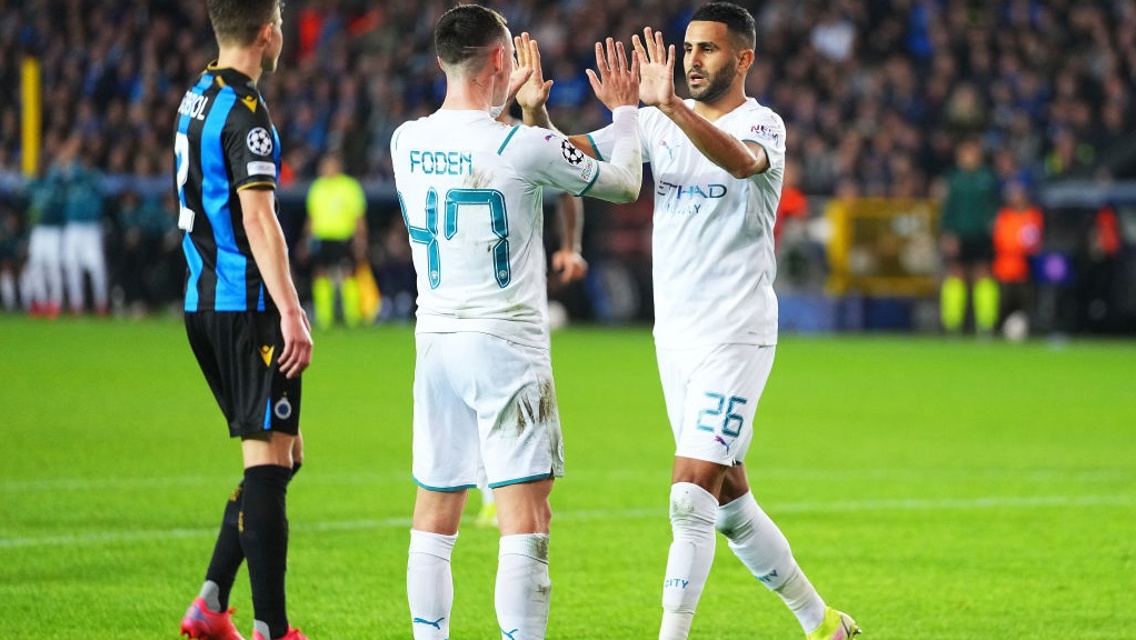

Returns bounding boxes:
[504,62,534,112]
[513,32,553,113]
[631,27,677,111]
[585,37,640,111]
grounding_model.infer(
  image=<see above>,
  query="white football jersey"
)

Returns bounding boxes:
[392,109,603,348]
[590,98,786,347]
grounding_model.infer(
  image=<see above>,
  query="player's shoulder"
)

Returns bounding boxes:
[738,98,784,125]
[211,69,271,126]
[493,122,565,158]
[735,98,785,146]
[391,114,440,153]
[393,111,513,152]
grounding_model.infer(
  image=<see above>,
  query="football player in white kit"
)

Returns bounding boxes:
[390,6,642,640]
[527,3,861,639]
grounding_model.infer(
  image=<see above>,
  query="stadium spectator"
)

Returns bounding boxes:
[774,157,809,249]
[372,211,417,322]
[1079,204,1124,332]
[939,138,1001,335]
[113,188,178,316]
[0,0,1132,194]
[3,0,1136,320]
[552,5,859,639]
[392,9,642,640]
[174,2,312,640]
[303,151,368,328]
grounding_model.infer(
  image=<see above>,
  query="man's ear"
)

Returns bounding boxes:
[490,44,506,72]
[257,21,274,47]
[737,48,755,74]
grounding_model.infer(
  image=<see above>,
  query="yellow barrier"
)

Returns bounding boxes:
[826,197,940,296]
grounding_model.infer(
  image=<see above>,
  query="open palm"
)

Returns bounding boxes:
[513,32,553,112]
[632,27,676,108]
[585,37,640,111]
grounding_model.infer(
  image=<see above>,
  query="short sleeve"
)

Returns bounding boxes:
[736,109,786,176]
[224,93,279,191]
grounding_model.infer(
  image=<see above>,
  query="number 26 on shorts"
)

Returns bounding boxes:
[696,392,747,438]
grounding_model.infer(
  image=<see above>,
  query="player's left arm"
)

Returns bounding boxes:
[227,102,311,377]
[240,187,312,378]
[551,192,587,284]
[633,27,770,179]
[670,105,770,179]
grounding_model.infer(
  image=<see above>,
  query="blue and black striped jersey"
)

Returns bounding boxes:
[174,64,282,313]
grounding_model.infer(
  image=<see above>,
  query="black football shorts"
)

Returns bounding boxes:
[956,233,994,266]
[311,238,353,271]
[185,311,302,438]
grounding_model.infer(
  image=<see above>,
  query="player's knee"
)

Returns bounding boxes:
[714,508,747,538]
[669,482,716,531]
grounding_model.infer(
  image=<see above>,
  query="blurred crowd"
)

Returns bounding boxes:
[1,0,1134,318]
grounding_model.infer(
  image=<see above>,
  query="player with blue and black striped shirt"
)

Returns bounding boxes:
[174,2,312,640]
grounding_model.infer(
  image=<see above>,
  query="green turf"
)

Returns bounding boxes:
[0,315,1133,639]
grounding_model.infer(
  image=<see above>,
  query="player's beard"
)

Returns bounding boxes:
[687,65,733,104]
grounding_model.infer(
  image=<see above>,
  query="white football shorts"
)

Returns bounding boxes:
[656,343,776,466]
[413,332,565,491]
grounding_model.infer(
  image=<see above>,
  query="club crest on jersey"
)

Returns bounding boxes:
[561,140,586,166]
[247,128,273,156]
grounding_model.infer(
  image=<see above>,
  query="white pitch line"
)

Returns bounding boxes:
[3,468,1131,493]
[1,494,1131,550]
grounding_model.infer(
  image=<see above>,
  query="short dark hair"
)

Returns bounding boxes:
[208,0,280,46]
[435,4,509,67]
[690,1,756,50]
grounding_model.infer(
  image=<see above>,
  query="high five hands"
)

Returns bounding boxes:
[512,32,552,113]
[586,37,640,111]
[631,27,677,111]
[511,28,676,114]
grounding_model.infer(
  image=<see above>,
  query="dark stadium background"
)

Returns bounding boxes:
[1,0,1134,334]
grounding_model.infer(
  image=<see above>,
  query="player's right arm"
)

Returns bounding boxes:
[551,192,587,283]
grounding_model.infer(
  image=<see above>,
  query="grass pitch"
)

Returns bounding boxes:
[0,315,1133,639]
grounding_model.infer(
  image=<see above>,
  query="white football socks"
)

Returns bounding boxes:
[659,482,719,640]
[407,529,458,640]
[715,492,826,632]
[495,533,552,640]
